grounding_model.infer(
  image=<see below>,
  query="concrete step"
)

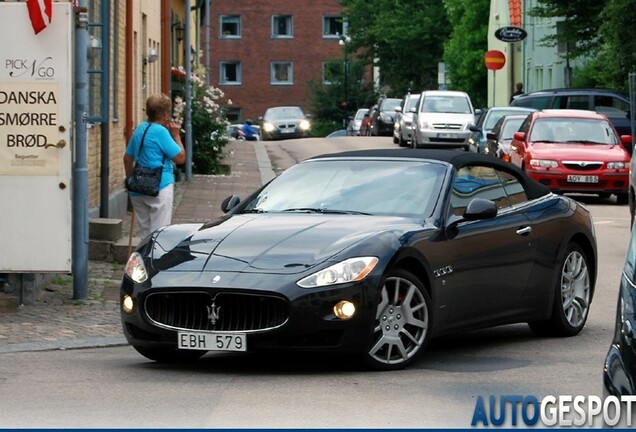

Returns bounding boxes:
[89,218,123,242]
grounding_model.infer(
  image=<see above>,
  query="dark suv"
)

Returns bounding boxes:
[510,88,632,136]
[370,97,402,136]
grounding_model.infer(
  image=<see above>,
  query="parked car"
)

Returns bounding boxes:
[484,114,531,161]
[370,97,402,136]
[510,88,632,138]
[468,106,536,153]
[260,106,311,140]
[412,90,477,150]
[347,108,369,136]
[121,149,597,371]
[359,106,376,136]
[509,109,631,204]
[631,152,636,226]
[393,93,421,146]
[226,123,261,141]
[326,129,348,138]
[603,225,636,396]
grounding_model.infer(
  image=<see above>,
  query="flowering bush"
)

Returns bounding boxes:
[171,66,231,174]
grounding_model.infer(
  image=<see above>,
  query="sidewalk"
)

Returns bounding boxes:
[0,140,275,354]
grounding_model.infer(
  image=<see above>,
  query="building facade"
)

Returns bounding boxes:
[201,0,346,122]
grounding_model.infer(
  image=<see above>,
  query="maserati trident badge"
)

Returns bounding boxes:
[207,303,221,326]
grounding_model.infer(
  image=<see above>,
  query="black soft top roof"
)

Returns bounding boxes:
[308,149,551,200]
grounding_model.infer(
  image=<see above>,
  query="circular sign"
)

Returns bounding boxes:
[495,26,528,43]
[484,50,506,71]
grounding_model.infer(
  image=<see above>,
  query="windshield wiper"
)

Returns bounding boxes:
[281,208,370,215]
[242,208,267,213]
[565,140,604,145]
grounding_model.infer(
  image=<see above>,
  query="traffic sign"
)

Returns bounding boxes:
[484,50,506,71]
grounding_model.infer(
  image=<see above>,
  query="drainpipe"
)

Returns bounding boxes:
[99,0,111,217]
[161,0,170,94]
[125,0,134,142]
[73,1,89,300]
[184,0,193,181]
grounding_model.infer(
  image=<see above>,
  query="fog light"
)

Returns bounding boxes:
[333,300,355,319]
[122,295,134,313]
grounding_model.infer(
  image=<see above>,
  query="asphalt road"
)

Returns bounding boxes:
[0,136,631,428]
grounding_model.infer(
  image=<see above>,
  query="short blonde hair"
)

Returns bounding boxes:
[146,93,172,122]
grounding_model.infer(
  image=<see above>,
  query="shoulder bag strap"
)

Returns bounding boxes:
[136,123,166,167]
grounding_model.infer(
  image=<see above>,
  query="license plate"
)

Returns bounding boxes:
[567,175,599,183]
[178,331,247,351]
[282,128,295,133]
[437,133,457,138]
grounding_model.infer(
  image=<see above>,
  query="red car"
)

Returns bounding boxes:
[509,109,631,204]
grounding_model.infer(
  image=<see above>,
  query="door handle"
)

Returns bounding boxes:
[516,226,532,236]
[44,139,66,149]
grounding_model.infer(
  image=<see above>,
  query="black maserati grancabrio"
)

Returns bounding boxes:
[121,149,597,370]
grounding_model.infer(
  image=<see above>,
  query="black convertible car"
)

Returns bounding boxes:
[121,149,597,370]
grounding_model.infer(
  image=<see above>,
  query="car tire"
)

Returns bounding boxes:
[398,134,406,147]
[528,243,592,337]
[363,268,431,371]
[132,345,208,363]
[616,193,628,205]
[393,134,399,144]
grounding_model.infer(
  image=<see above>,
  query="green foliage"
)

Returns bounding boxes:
[443,0,490,108]
[340,0,451,95]
[172,67,231,175]
[307,58,377,131]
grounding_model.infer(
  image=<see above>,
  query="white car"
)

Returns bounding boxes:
[347,108,369,136]
[412,90,476,150]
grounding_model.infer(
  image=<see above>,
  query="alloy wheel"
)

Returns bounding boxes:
[560,250,590,328]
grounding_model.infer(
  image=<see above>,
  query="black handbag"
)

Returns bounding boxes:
[126,124,165,197]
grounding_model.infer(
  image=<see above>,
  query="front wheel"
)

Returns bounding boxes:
[528,243,592,337]
[363,269,431,370]
[132,345,207,363]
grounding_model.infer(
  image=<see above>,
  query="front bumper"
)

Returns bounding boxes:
[120,271,378,354]
[415,129,471,148]
[525,170,628,194]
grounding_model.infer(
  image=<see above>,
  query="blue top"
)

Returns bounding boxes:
[243,121,258,138]
[125,121,182,196]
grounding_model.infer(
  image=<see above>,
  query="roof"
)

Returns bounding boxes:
[307,149,550,199]
[509,0,522,27]
[537,109,609,119]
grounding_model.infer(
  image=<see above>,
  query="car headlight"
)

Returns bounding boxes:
[299,120,310,131]
[419,121,430,130]
[297,257,379,288]
[529,159,559,168]
[607,161,626,169]
[263,122,276,133]
[125,251,148,283]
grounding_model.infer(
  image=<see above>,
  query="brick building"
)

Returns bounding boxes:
[202,0,346,121]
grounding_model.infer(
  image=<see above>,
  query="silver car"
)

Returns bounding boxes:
[393,93,420,146]
[412,90,476,150]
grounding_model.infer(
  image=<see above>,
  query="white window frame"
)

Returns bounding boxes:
[220,61,242,85]
[271,62,293,85]
[220,15,241,38]
[272,15,293,38]
[323,16,346,38]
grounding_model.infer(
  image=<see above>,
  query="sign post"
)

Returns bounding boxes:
[484,50,506,107]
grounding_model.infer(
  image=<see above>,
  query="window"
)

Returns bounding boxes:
[594,95,630,120]
[223,107,241,123]
[322,61,341,84]
[220,15,240,38]
[323,16,346,38]
[220,62,241,84]
[450,166,512,216]
[271,62,293,85]
[272,15,293,38]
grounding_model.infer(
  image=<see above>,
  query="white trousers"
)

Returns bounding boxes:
[129,183,174,239]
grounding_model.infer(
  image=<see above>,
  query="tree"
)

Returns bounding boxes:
[340,0,451,96]
[443,0,490,107]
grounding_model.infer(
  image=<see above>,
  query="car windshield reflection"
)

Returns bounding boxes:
[243,160,447,217]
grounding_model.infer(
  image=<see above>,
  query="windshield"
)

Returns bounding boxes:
[421,96,471,114]
[529,118,619,144]
[500,118,525,140]
[265,107,305,120]
[405,96,420,112]
[355,109,368,120]
[485,110,528,130]
[243,159,447,217]
[381,99,402,112]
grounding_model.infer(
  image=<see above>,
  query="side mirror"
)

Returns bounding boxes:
[474,108,483,117]
[469,125,480,133]
[409,107,417,113]
[463,198,498,221]
[620,135,633,156]
[221,195,241,213]
[513,131,526,141]
[486,132,497,140]
[395,106,402,113]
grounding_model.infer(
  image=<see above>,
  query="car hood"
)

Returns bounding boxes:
[420,112,474,126]
[528,143,629,160]
[150,214,423,274]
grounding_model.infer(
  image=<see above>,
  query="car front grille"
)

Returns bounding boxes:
[562,161,603,171]
[432,123,462,130]
[277,123,297,130]
[144,291,289,333]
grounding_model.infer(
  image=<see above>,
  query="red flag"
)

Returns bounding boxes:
[26,0,53,35]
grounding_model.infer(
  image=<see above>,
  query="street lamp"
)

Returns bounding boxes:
[339,35,351,129]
